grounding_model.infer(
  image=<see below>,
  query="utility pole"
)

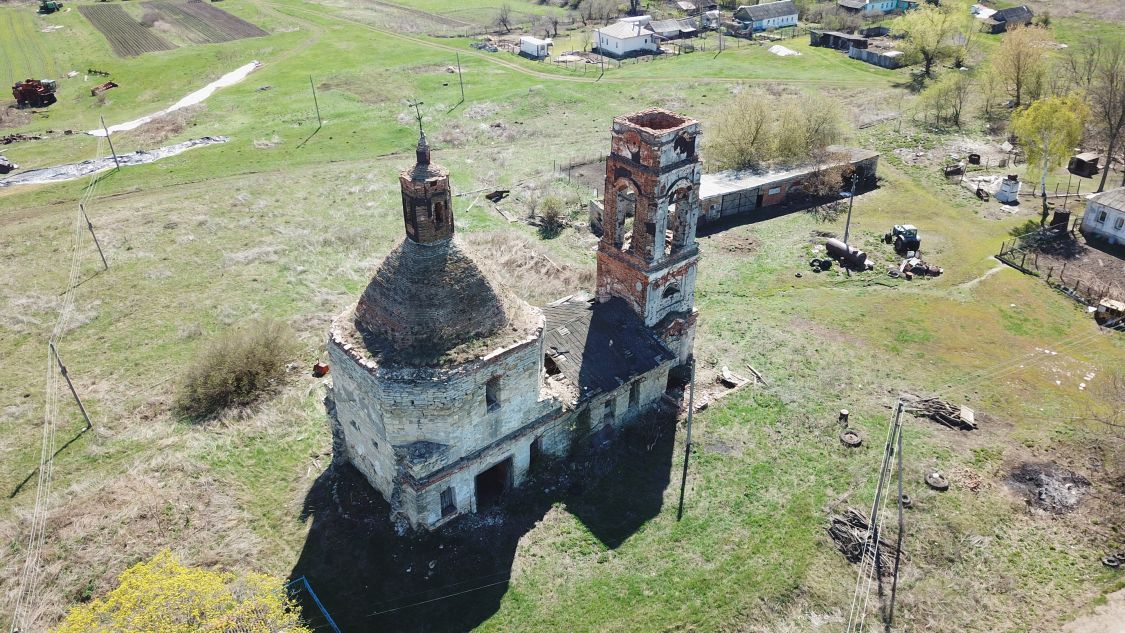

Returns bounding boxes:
[80,203,109,270]
[49,342,93,432]
[100,116,120,169]
[843,174,858,246]
[885,401,906,633]
[309,76,322,127]
[676,357,696,521]
[456,53,465,102]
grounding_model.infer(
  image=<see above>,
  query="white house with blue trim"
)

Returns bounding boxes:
[733,1,798,31]
[837,0,917,15]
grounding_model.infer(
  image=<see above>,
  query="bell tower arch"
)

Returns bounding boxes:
[595,109,702,366]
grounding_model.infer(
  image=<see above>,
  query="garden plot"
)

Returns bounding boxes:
[79,1,265,56]
[144,1,268,43]
[78,4,175,57]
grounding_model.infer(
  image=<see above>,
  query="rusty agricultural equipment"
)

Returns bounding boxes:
[12,79,57,108]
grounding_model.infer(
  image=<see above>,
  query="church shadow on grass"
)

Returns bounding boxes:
[289,407,680,633]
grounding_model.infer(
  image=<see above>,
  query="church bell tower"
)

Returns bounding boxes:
[595,109,702,366]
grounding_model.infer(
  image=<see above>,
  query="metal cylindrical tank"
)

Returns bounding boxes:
[825,238,871,269]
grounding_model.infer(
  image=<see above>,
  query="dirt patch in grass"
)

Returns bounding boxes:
[0,106,34,131]
[1007,461,1091,513]
[700,231,759,257]
[116,104,205,146]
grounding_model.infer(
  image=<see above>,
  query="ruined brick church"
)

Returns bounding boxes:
[326,109,703,529]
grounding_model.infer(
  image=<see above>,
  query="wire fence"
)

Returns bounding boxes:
[996,216,1125,306]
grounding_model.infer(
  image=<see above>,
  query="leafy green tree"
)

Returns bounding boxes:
[54,550,312,633]
[892,2,961,78]
[992,25,1053,107]
[1011,94,1089,219]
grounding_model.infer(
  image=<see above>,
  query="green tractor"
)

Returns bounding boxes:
[883,224,921,254]
[38,0,63,14]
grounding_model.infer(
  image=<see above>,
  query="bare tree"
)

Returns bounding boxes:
[496,3,513,33]
[548,14,561,37]
[1089,41,1125,193]
[1062,38,1101,92]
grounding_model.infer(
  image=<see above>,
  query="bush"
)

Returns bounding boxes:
[174,319,298,420]
[54,550,312,633]
[538,195,567,237]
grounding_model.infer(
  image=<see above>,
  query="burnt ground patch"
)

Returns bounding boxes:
[290,407,678,632]
[1007,461,1091,514]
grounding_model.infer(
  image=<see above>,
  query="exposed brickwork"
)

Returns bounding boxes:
[596,108,702,364]
[324,111,703,531]
[400,132,454,245]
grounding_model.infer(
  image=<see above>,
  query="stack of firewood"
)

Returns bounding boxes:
[827,508,901,577]
[902,395,977,430]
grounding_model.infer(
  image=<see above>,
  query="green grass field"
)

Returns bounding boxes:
[1,1,1124,631]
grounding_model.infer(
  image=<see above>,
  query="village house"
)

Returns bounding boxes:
[971,4,1033,33]
[1082,187,1125,245]
[648,17,700,40]
[327,109,704,530]
[837,0,916,15]
[519,35,551,59]
[594,20,659,57]
[732,0,798,31]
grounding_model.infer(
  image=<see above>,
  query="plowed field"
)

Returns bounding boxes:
[78,4,175,57]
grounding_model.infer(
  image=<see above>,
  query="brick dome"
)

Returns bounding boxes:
[355,237,534,361]
[351,135,539,364]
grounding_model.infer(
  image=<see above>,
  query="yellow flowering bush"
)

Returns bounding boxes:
[54,550,313,633]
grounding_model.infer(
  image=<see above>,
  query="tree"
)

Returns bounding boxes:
[1088,40,1125,192]
[496,3,513,32]
[951,0,980,68]
[1062,37,1101,92]
[992,25,1053,107]
[892,2,960,78]
[920,71,974,126]
[978,66,1005,124]
[708,90,774,170]
[54,550,312,633]
[1011,94,1089,220]
[578,0,615,25]
[706,91,844,170]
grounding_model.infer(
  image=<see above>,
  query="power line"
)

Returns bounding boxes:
[9,138,105,633]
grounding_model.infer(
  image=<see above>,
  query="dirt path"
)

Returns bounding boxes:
[958,259,1009,289]
[1062,589,1125,633]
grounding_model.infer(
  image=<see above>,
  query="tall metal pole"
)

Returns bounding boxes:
[100,116,119,169]
[456,53,465,102]
[49,342,93,432]
[843,174,858,246]
[80,203,109,270]
[885,401,906,633]
[310,76,322,127]
[676,357,696,521]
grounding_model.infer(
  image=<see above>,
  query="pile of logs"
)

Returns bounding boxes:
[902,394,977,430]
[827,507,901,577]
